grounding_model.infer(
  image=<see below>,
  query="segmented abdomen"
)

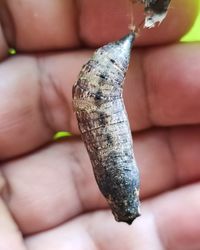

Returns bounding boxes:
[72,32,140,224]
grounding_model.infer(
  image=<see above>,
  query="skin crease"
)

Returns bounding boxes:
[0,0,200,249]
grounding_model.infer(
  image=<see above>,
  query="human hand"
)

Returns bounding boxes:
[0,0,200,249]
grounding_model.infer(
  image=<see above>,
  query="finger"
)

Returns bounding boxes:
[0,0,80,52]
[0,24,8,60]
[125,42,200,131]
[0,197,26,250]
[79,0,199,47]
[0,43,200,158]
[25,210,161,250]
[25,183,200,250]
[2,139,106,235]
[0,55,53,159]
[2,125,200,234]
[146,183,200,250]
[0,0,198,53]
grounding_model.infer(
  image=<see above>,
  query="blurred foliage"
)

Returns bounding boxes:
[181,1,200,42]
[53,131,73,140]
[8,48,17,55]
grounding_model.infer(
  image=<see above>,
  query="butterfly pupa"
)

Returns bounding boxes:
[72,32,140,224]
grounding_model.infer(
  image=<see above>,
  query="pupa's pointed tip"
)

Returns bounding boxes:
[118,31,136,48]
[93,30,136,72]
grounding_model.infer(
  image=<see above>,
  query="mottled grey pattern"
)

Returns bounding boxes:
[72,32,140,224]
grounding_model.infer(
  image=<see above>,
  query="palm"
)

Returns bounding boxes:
[0,0,200,249]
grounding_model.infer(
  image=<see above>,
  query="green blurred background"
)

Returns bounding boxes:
[181,1,200,42]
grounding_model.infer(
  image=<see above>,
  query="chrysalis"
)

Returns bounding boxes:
[72,32,140,224]
[133,0,171,28]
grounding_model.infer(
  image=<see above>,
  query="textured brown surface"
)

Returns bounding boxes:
[72,32,140,224]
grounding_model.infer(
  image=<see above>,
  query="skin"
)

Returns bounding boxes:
[0,0,200,249]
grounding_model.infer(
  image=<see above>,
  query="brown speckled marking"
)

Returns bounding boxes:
[72,32,140,225]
